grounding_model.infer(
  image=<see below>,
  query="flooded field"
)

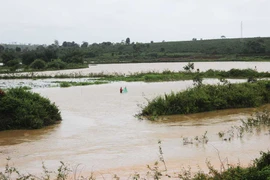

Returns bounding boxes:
[1,61,270,78]
[0,62,270,178]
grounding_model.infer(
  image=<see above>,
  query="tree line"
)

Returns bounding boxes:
[0,37,269,71]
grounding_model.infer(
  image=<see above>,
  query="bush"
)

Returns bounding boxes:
[141,80,270,116]
[0,88,61,130]
[30,59,46,69]
[47,59,67,69]
[6,59,20,67]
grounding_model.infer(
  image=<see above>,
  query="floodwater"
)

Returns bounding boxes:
[1,61,270,78]
[0,62,270,178]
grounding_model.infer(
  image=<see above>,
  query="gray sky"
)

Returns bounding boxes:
[0,0,269,45]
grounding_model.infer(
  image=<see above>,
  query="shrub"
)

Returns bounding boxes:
[30,59,46,69]
[141,80,270,116]
[47,59,67,69]
[0,88,61,130]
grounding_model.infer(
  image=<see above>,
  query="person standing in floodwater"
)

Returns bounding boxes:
[120,87,123,93]
[123,86,128,93]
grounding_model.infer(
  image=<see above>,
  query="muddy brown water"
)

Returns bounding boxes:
[0,62,270,178]
[1,61,270,78]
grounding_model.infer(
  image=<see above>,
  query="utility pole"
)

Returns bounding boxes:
[241,21,243,39]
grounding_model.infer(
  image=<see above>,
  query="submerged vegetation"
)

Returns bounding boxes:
[1,67,270,82]
[58,80,108,88]
[141,80,270,116]
[1,149,270,179]
[0,88,61,131]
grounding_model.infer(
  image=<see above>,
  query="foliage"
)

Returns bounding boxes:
[59,81,108,88]
[2,37,270,67]
[0,87,61,130]
[1,51,16,65]
[183,62,194,72]
[30,59,46,69]
[141,80,270,116]
[47,59,67,69]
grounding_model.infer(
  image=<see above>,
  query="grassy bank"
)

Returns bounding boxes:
[0,88,61,130]
[141,80,270,116]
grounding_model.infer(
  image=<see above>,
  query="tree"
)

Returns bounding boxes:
[62,41,68,47]
[244,40,266,54]
[30,59,46,69]
[0,45,5,53]
[126,37,130,45]
[22,51,37,65]
[15,47,21,52]
[47,59,66,69]
[1,51,15,65]
[221,35,226,39]
[81,42,88,48]
[183,62,194,72]
[160,48,165,52]
[54,40,59,47]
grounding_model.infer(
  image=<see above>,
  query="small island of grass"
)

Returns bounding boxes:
[0,88,62,131]
[141,80,270,117]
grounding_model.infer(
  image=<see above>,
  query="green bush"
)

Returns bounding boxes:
[47,59,67,69]
[141,80,270,116]
[0,88,61,130]
[30,59,46,69]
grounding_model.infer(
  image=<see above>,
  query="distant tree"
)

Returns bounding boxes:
[160,48,165,52]
[30,59,46,69]
[192,38,197,41]
[81,42,89,48]
[150,41,154,44]
[0,45,4,53]
[193,73,203,87]
[62,41,68,47]
[125,37,130,45]
[221,35,226,39]
[101,42,112,46]
[6,59,20,72]
[15,47,21,52]
[183,62,194,72]
[54,40,59,47]
[47,59,67,69]
[244,40,266,54]
[1,51,15,65]
[22,51,37,65]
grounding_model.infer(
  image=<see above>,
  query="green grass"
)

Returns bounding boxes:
[59,81,108,87]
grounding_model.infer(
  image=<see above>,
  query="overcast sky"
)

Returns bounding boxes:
[0,0,269,45]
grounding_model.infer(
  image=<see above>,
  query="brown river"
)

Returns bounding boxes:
[0,62,270,179]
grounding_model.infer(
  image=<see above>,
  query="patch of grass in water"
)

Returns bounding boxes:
[59,81,108,88]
